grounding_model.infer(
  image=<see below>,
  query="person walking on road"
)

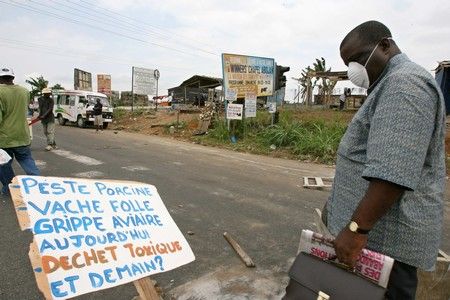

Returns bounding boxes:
[93,98,103,132]
[323,21,445,300]
[38,87,57,151]
[0,67,40,196]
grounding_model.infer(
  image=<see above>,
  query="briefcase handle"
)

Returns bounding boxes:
[326,255,356,272]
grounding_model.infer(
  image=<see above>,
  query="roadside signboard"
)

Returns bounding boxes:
[74,69,92,91]
[11,176,195,299]
[244,92,257,118]
[97,75,112,95]
[226,103,243,120]
[268,102,277,113]
[132,67,156,95]
[222,53,275,98]
[225,88,237,101]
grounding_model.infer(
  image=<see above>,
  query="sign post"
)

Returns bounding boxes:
[154,69,160,111]
[132,67,157,111]
[131,67,135,112]
[97,75,112,96]
[222,53,275,100]
[244,92,257,118]
[221,53,275,134]
[10,176,195,300]
[74,69,92,91]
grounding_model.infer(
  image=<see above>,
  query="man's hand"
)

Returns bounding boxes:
[333,227,368,268]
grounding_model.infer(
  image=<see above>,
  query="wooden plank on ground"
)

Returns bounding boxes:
[223,232,255,267]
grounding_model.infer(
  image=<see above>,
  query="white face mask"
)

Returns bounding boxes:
[347,42,380,89]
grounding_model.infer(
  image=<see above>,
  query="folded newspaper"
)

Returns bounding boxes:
[0,149,12,165]
[298,229,394,288]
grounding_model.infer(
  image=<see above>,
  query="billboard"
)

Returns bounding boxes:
[74,68,92,91]
[97,74,112,95]
[222,53,275,98]
[132,67,156,95]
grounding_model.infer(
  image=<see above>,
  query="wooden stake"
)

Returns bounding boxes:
[223,232,255,267]
[133,277,160,300]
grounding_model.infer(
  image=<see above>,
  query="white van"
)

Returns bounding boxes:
[53,90,113,128]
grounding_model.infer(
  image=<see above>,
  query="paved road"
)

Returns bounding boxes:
[0,124,448,299]
[0,124,335,299]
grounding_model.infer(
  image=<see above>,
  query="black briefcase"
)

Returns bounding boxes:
[283,252,386,300]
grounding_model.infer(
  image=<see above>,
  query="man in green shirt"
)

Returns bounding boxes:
[0,67,40,195]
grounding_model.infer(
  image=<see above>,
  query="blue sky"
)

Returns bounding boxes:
[1,0,449,100]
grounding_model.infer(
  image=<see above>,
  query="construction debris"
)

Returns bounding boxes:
[303,177,334,190]
[223,232,255,268]
[193,101,216,135]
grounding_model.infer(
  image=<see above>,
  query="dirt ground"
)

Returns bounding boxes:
[111,109,200,138]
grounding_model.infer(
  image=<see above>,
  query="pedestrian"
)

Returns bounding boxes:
[93,98,103,132]
[323,20,445,299]
[0,67,40,196]
[339,88,347,110]
[38,87,57,151]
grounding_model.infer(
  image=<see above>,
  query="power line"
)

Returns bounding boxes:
[0,36,192,71]
[77,0,218,51]
[48,0,219,56]
[1,0,215,58]
[0,42,177,91]
[73,0,171,38]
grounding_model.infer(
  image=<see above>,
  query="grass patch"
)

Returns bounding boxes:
[203,110,348,164]
[113,108,127,119]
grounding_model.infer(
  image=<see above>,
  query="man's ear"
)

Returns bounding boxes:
[380,38,391,53]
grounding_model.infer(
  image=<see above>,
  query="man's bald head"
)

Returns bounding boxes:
[340,21,392,50]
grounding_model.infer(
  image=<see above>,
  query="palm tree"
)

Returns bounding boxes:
[26,76,48,99]
[298,65,313,105]
[51,83,64,90]
[312,57,330,99]
[299,57,337,106]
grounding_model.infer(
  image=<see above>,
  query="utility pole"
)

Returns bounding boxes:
[154,69,160,111]
[131,66,134,112]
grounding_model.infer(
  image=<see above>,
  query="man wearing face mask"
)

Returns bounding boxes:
[323,21,445,299]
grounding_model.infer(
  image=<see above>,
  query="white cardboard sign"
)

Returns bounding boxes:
[11,176,195,299]
[226,103,243,120]
[245,92,257,118]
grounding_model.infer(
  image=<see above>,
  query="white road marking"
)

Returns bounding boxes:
[122,165,150,172]
[51,149,103,166]
[172,161,184,166]
[34,160,47,168]
[73,171,105,178]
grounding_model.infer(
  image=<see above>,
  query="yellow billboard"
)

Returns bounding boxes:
[97,74,112,95]
[222,53,275,99]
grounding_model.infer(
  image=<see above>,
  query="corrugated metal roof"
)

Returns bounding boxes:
[434,61,450,71]
[170,75,222,89]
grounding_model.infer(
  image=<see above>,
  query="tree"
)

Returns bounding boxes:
[26,76,48,99]
[299,65,313,103]
[299,57,337,106]
[51,83,64,90]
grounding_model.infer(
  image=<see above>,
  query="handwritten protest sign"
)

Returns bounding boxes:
[10,176,195,299]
